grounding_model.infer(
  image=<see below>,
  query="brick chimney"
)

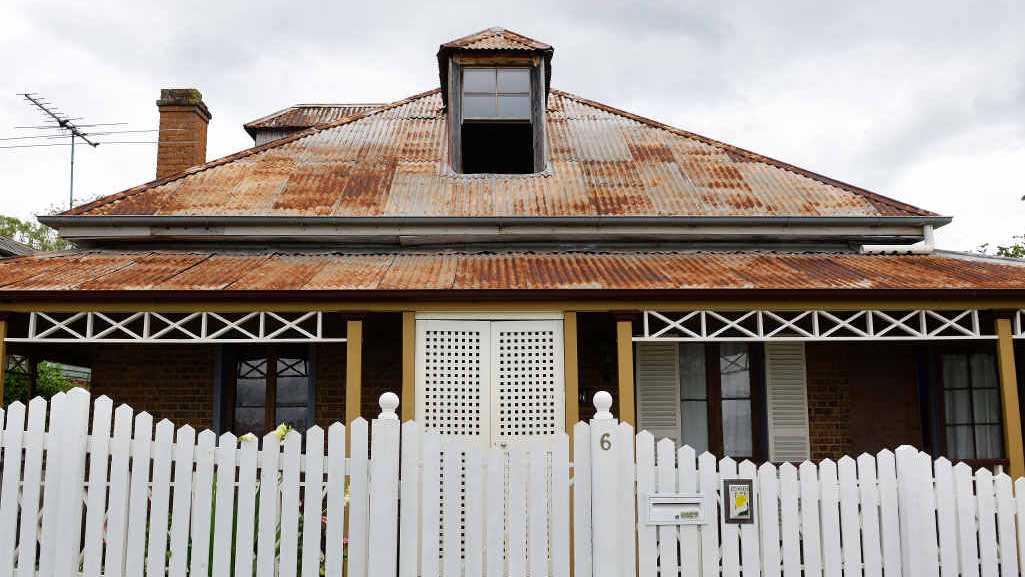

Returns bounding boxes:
[155,88,211,179]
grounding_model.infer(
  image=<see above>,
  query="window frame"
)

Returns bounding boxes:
[936,347,1005,466]
[674,343,766,461]
[447,57,546,174]
[221,344,316,436]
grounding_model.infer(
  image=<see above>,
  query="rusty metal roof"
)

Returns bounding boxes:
[1,250,1021,293]
[66,89,934,219]
[440,27,552,51]
[244,103,386,134]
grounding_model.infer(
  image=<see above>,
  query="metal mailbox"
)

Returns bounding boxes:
[645,493,707,526]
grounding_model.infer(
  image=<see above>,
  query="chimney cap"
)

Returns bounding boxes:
[156,88,211,120]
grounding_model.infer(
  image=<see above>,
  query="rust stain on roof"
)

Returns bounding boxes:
[65,89,935,220]
[440,27,552,51]
[244,104,386,133]
[2,250,1024,293]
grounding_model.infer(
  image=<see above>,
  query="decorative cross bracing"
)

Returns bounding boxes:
[637,309,995,342]
[5,311,346,343]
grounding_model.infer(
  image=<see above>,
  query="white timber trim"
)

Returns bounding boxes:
[636,309,995,341]
[1015,310,1025,338]
[5,311,346,343]
[414,311,564,321]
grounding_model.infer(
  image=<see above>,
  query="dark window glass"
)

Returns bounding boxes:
[461,123,534,174]
[679,344,709,453]
[942,352,1002,461]
[719,343,753,458]
[231,349,311,435]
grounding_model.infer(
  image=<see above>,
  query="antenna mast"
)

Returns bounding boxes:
[19,93,100,209]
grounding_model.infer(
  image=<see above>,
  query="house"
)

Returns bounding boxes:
[0,236,35,258]
[1,27,1024,475]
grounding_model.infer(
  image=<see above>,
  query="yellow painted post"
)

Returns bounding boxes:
[564,312,580,433]
[345,319,363,425]
[401,311,416,421]
[0,316,7,405]
[996,316,1024,478]
[615,317,636,426]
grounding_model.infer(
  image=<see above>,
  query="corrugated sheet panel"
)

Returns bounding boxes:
[441,27,552,51]
[68,90,932,219]
[1,250,1023,292]
[244,104,385,130]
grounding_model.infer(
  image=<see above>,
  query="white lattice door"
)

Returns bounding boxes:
[415,320,492,443]
[415,318,565,446]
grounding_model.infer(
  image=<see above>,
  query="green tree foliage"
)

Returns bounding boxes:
[0,214,71,251]
[4,360,77,406]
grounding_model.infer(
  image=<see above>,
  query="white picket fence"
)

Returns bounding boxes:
[1,387,1024,577]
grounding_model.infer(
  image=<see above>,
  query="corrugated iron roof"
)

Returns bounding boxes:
[1,250,1022,292]
[440,27,552,51]
[0,236,36,257]
[66,89,934,219]
[244,104,386,134]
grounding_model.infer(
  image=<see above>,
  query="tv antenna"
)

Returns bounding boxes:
[5,93,187,209]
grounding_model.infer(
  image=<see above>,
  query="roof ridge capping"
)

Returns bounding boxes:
[439,26,552,51]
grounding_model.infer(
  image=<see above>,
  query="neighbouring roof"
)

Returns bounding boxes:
[243,103,386,136]
[65,90,933,219]
[1,250,1023,293]
[0,236,36,257]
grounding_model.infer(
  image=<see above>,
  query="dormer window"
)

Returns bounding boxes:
[438,28,553,176]
[461,67,534,174]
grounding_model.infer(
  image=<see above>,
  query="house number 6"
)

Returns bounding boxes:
[600,433,612,451]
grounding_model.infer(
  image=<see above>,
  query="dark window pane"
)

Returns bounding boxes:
[463,94,497,119]
[941,355,969,389]
[722,399,753,457]
[719,343,750,398]
[237,358,267,379]
[972,389,1001,424]
[236,378,266,407]
[946,425,974,460]
[497,95,531,119]
[681,401,708,453]
[463,68,496,92]
[970,353,998,389]
[234,407,265,436]
[276,406,308,432]
[497,68,530,93]
[975,425,1003,460]
[944,389,972,424]
[679,344,707,400]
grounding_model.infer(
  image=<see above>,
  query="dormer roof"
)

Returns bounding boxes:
[437,27,554,106]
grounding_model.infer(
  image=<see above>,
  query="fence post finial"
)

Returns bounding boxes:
[593,391,613,420]
[378,392,400,420]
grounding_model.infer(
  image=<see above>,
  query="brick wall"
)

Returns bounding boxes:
[90,344,217,429]
[805,342,923,460]
[156,89,210,179]
[314,342,346,427]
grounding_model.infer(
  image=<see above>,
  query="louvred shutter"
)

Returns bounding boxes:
[765,342,812,463]
[635,342,681,444]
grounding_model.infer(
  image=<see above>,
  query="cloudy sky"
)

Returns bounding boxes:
[1,0,1022,250]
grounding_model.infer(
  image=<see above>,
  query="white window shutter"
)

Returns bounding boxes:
[491,320,565,445]
[635,342,681,443]
[764,342,811,463]
[415,320,492,444]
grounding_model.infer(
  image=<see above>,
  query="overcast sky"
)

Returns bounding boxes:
[1,0,1023,250]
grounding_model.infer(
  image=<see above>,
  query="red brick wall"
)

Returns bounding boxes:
[90,344,217,429]
[314,342,346,427]
[577,313,618,421]
[156,89,209,179]
[805,343,923,460]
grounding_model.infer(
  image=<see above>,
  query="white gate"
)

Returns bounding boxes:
[415,317,565,447]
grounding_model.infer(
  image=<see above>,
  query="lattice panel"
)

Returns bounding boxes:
[7,311,345,343]
[492,321,564,444]
[417,321,490,442]
[638,309,995,341]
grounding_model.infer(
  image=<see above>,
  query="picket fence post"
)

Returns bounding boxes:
[589,391,621,577]
[368,393,401,577]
